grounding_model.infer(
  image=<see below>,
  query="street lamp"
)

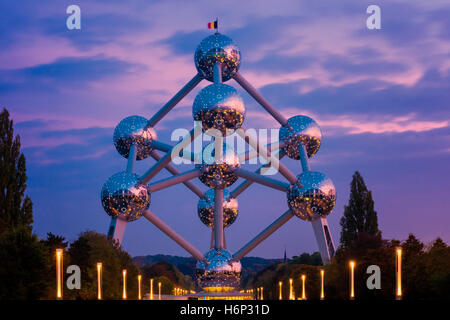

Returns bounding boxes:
[55,249,63,300]
[349,261,355,300]
[97,262,102,300]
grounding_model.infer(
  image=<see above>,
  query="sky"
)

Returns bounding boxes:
[1,0,449,258]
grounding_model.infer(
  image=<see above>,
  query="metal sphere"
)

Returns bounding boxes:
[287,171,336,221]
[113,115,157,160]
[196,249,242,289]
[193,83,245,136]
[194,33,241,82]
[279,115,322,160]
[101,171,150,222]
[196,142,240,188]
[198,189,238,228]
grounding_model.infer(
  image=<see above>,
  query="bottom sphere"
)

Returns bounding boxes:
[196,249,241,290]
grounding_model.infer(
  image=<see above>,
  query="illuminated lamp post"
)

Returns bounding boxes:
[122,269,127,300]
[320,269,325,300]
[300,274,306,300]
[289,278,294,300]
[97,263,102,300]
[349,261,355,300]
[158,282,162,300]
[396,247,402,300]
[56,249,63,300]
[279,281,283,300]
[150,278,154,300]
[138,275,142,300]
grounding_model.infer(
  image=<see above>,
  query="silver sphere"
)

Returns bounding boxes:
[196,142,240,188]
[101,172,150,222]
[113,115,157,160]
[194,33,241,82]
[287,171,336,221]
[193,83,245,136]
[279,115,322,160]
[196,249,242,289]
[198,189,238,228]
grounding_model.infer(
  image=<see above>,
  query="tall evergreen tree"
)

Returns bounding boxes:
[340,171,380,248]
[0,108,33,235]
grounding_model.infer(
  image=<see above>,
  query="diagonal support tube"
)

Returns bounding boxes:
[231,151,285,198]
[152,140,197,162]
[233,72,289,127]
[148,168,201,193]
[237,128,298,185]
[143,210,205,261]
[233,210,294,261]
[150,151,205,199]
[147,73,202,127]
[234,168,289,192]
[140,127,200,184]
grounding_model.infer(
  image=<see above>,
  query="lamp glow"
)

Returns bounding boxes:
[138,275,142,300]
[261,287,264,300]
[56,249,63,300]
[289,278,294,300]
[97,262,102,300]
[396,247,402,300]
[279,281,283,300]
[320,269,325,300]
[301,274,306,300]
[158,282,162,300]
[349,261,355,300]
[150,278,154,300]
[122,269,127,300]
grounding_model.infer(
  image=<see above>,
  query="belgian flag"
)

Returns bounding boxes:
[208,20,218,30]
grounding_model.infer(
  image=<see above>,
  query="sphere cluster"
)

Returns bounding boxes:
[194,33,241,82]
[198,189,238,228]
[279,115,322,160]
[113,115,157,160]
[196,249,242,289]
[196,142,240,188]
[287,171,336,221]
[193,83,245,136]
[101,172,150,221]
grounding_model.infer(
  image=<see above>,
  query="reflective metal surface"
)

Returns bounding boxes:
[196,142,240,188]
[194,33,241,82]
[198,189,238,228]
[101,171,150,221]
[279,115,321,159]
[196,249,242,289]
[113,115,157,160]
[193,83,245,136]
[287,171,336,221]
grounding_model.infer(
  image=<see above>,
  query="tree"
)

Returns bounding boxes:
[0,226,50,299]
[0,108,33,236]
[67,231,140,300]
[340,171,380,248]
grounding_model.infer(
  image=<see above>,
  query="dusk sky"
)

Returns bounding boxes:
[1,0,449,258]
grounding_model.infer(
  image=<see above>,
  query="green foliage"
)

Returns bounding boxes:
[141,261,193,292]
[291,252,323,266]
[0,108,33,236]
[66,231,140,300]
[340,171,380,248]
[0,226,50,299]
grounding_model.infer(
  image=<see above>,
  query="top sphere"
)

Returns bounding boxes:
[194,33,241,82]
[113,115,157,160]
[279,115,322,160]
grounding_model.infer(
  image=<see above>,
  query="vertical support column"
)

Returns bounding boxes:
[214,188,224,250]
[107,216,127,245]
[311,216,336,264]
[213,63,222,84]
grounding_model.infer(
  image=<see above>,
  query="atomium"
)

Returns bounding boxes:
[101,171,150,221]
[194,33,241,82]
[279,115,322,160]
[287,171,336,221]
[198,188,238,228]
[113,115,157,160]
[102,30,338,295]
[196,249,242,289]
[193,83,245,136]
[196,142,240,188]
